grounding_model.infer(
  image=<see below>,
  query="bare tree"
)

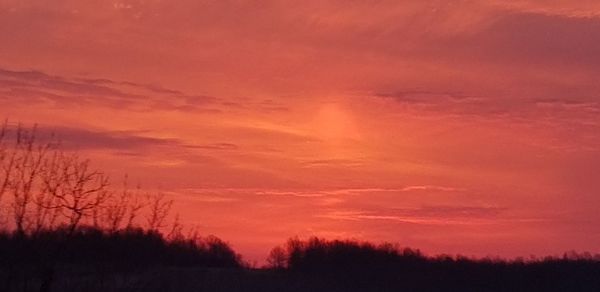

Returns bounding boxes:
[32,151,63,233]
[46,155,110,233]
[9,125,52,234]
[146,193,173,232]
[0,121,11,228]
[167,213,184,241]
[186,225,201,244]
[0,122,62,233]
[266,246,288,269]
[125,187,146,229]
[101,176,134,232]
[0,120,207,292]
[0,120,17,205]
[34,149,111,292]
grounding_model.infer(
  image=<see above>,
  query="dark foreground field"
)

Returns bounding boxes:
[3,262,600,292]
[1,228,599,292]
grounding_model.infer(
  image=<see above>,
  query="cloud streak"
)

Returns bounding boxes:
[0,68,219,112]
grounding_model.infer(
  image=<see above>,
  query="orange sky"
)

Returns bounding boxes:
[1,0,600,263]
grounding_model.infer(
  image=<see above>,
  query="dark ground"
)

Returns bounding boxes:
[1,229,599,292]
[2,264,600,292]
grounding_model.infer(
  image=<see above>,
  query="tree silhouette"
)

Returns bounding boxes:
[266,246,287,269]
[0,120,246,292]
[146,193,173,232]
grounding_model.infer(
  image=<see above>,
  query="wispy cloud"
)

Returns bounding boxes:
[183,186,463,198]
[1,124,241,161]
[0,67,219,112]
[319,205,507,226]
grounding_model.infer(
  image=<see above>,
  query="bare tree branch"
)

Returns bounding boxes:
[146,193,173,232]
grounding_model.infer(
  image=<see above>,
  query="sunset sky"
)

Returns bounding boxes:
[1,0,600,263]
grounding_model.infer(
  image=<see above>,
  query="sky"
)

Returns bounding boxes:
[1,0,599,263]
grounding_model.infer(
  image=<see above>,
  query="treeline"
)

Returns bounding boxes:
[0,121,242,291]
[0,121,241,262]
[0,122,175,235]
[0,226,240,268]
[265,237,600,291]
